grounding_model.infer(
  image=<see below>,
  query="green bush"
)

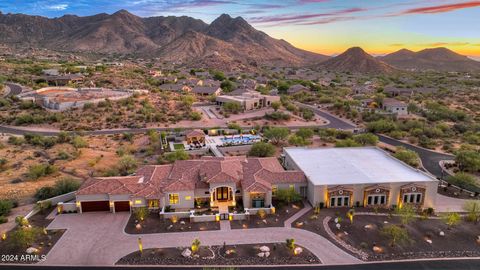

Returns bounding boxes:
[0,216,7,224]
[393,147,420,167]
[276,188,302,204]
[164,150,189,163]
[27,164,57,180]
[447,173,479,191]
[248,142,275,157]
[34,178,81,200]
[0,200,14,216]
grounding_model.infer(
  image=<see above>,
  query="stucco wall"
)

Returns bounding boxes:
[165,190,195,209]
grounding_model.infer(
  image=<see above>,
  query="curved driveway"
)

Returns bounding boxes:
[42,212,361,266]
[4,82,24,96]
[377,135,454,179]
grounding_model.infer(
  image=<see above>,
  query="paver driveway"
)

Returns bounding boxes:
[42,212,361,266]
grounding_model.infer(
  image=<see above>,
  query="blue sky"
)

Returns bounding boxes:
[1,0,479,57]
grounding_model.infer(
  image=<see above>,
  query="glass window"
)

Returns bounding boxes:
[272,185,278,196]
[380,195,386,204]
[367,196,372,205]
[416,194,422,203]
[185,196,192,201]
[330,197,335,207]
[169,193,179,205]
[344,197,349,206]
[148,199,159,208]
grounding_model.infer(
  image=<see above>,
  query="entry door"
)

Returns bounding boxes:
[216,187,229,201]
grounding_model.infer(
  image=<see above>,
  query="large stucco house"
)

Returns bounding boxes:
[75,156,306,213]
[75,147,438,213]
[283,147,437,209]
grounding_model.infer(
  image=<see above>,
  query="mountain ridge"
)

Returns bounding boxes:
[0,10,329,70]
[380,47,480,72]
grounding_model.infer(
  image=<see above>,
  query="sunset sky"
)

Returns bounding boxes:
[1,0,479,58]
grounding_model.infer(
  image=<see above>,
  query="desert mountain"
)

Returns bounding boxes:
[0,10,328,69]
[380,47,480,72]
[318,47,396,74]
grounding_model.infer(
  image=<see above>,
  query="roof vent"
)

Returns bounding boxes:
[138,176,144,183]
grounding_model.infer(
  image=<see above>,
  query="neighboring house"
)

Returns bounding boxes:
[192,86,222,96]
[216,91,280,111]
[195,71,210,78]
[283,147,437,209]
[38,74,84,86]
[75,156,306,213]
[287,84,309,95]
[160,83,191,92]
[43,69,60,76]
[382,98,408,115]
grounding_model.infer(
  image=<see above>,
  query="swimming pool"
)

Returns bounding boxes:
[220,135,261,144]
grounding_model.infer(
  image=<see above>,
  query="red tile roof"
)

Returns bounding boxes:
[77,156,305,196]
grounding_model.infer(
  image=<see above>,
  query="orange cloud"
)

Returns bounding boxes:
[402,1,480,14]
[389,43,405,47]
[425,42,470,46]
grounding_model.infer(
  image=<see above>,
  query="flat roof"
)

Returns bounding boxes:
[284,147,436,186]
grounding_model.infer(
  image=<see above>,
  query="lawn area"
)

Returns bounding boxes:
[173,143,185,150]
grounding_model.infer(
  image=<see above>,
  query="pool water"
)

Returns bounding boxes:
[220,135,261,144]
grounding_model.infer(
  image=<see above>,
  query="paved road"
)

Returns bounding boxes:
[42,212,360,266]
[377,135,454,179]
[296,103,356,130]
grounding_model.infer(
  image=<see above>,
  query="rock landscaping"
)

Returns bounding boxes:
[124,213,220,234]
[116,242,320,265]
[230,201,304,229]
[0,207,65,264]
[294,208,480,261]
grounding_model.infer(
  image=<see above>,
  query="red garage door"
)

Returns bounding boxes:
[114,201,130,212]
[81,201,110,212]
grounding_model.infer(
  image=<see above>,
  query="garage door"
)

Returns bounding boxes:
[114,201,130,212]
[81,201,110,212]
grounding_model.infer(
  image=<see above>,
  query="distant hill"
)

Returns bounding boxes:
[0,10,328,70]
[318,47,396,74]
[380,47,480,72]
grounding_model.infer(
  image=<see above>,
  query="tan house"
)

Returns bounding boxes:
[75,156,306,213]
[283,147,437,209]
[216,91,280,111]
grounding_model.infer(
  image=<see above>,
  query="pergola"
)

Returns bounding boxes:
[185,129,206,144]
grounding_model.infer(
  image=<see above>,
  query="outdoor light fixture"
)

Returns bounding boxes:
[215,214,220,222]
[1,232,6,241]
[109,201,114,207]
[271,206,276,214]
[138,237,143,253]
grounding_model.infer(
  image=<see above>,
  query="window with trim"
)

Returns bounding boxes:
[169,193,179,205]
[148,199,159,208]
[289,184,295,190]
[272,185,278,196]
[402,193,422,204]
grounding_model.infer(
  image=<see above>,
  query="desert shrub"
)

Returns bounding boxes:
[164,150,190,163]
[441,212,461,228]
[190,111,202,121]
[0,200,13,216]
[381,224,411,247]
[265,111,291,121]
[117,155,137,175]
[463,201,480,223]
[134,207,148,221]
[72,136,88,148]
[8,227,43,248]
[447,173,479,191]
[263,127,290,144]
[27,164,57,180]
[393,147,420,167]
[455,150,480,172]
[34,178,81,200]
[335,139,361,147]
[353,133,378,146]
[366,119,397,133]
[276,188,302,204]
[248,142,275,157]
[0,216,7,224]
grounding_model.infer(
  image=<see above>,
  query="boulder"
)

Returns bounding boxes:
[439,231,445,237]
[294,247,303,255]
[257,252,265,258]
[135,224,142,230]
[264,251,270,257]
[334,218,339,223]
[262,219,267,224]
[426,239,432,244]
[182,248,192,258]
[336,223,341,229]
[260,246,270,252]
[372,246,382,253]
[180,221,186,225]
[26,247,39,254]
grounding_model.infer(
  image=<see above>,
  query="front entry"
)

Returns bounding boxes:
[216,187,230,201]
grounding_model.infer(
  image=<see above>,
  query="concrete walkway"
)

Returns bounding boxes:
[0,203,35,233]
[43,212,361,266]
[284,201,312,228]
[435,194,471,212]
